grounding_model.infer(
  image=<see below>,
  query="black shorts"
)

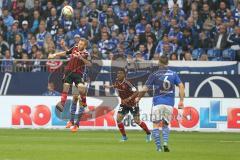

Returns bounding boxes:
[63,71,84,86]
[118,104,139,117]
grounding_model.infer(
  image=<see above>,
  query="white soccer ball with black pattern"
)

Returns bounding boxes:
[62,5,74,17]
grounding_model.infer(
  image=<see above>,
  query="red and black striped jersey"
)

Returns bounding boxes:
[65,46,89,74]
[114,79,137,107]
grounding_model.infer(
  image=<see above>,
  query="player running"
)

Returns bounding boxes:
[104,69,151,142]
[136,55,185,152]
[48,38,91,130]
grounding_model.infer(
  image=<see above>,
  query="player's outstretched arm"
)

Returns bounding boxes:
[103,84,115,89]
[48,51,67,59]
[135,86,148,103]
[178,82,185,109]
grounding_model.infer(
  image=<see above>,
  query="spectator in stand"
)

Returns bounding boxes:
[139,23,156,44]
[132,35,140,52]
[199,53,208,61]
[0,34,9,57]
[232,2,240,26]
[36,20,50,49]
[16,52,32,72]
[12,0,25,20]
[46,7,58,31]
[135,16,147,35]
[91,44,101,60]
[22,35,37,58]
[10,34,23,57]
[32,49,44,72]
[183,50,193,61]
[1,49,14,72]
[146,35,157,60]
[137,44,149,60]
[43,34,55,57]
[107,18,119,34]
[54,28,65,51]
[129,1,141,24]
[2,8,14,30]
[88,1,100,22]
[30,10,40,33]
[98,31,110,59]
[152,20,164,41]
[228,26,240,61]
[75,17,91,39]
[89,18,101,44]
[42,82,60,96]
[43,1,55,18]
[213,24,229,51]
[30,44,38,59]
[119,16,132,34]
[0,17,8,39]
[20,20,30,43]
[170,52,178,60]
[0,0,239,63]
[13,44,24,59]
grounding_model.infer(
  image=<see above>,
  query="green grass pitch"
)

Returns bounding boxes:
[0,129,239,160]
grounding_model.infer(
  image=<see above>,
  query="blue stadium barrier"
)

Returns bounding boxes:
[222,49,236,61]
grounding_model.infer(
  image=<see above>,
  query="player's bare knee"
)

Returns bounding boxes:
[77,84,86,95]
[134,117,140,125]
[117,114,124,123]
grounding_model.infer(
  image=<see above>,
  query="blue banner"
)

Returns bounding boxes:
[1,72,239,98]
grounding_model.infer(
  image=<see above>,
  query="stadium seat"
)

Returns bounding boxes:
[192,48,204,60]
[207,49,222,61]
[222,49,236,61]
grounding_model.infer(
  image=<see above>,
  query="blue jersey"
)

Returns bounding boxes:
[145,68,181,107]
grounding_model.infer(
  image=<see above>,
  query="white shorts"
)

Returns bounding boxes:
[152,104,173,124]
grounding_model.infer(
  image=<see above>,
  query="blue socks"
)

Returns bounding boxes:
[153,126,170,150]
[70,102,77,122]
[162,126,170,146]
[152,128,161,149]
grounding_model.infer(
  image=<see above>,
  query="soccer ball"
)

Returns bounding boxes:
[62,5,74,17]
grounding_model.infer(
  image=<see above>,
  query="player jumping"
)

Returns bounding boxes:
[48,38,91,131]
[104,69,151,142]
[136,55,185,152]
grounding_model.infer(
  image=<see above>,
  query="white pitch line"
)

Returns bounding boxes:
[219,140,240,143]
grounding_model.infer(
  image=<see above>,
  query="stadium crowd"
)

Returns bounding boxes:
[0,0,240,72]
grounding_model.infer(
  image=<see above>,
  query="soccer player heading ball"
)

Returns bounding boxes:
[48,38,91,130]
[136,55,185,152]
[104,69,151,142]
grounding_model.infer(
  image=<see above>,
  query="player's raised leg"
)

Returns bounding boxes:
[116,107,127,141]
[56,82,70,112]
[78,83,87,106]
[132,107,151,142]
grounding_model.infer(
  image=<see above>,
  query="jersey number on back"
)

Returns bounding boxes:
[163,76,171,90]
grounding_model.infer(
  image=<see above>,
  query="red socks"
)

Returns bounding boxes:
[139,121,151,135]
[81,96,87,106]
[61,92,68,105]
[117,122,126,136]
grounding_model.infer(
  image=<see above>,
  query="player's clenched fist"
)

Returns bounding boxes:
[48,54,55,59]
[178,101,184,109]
